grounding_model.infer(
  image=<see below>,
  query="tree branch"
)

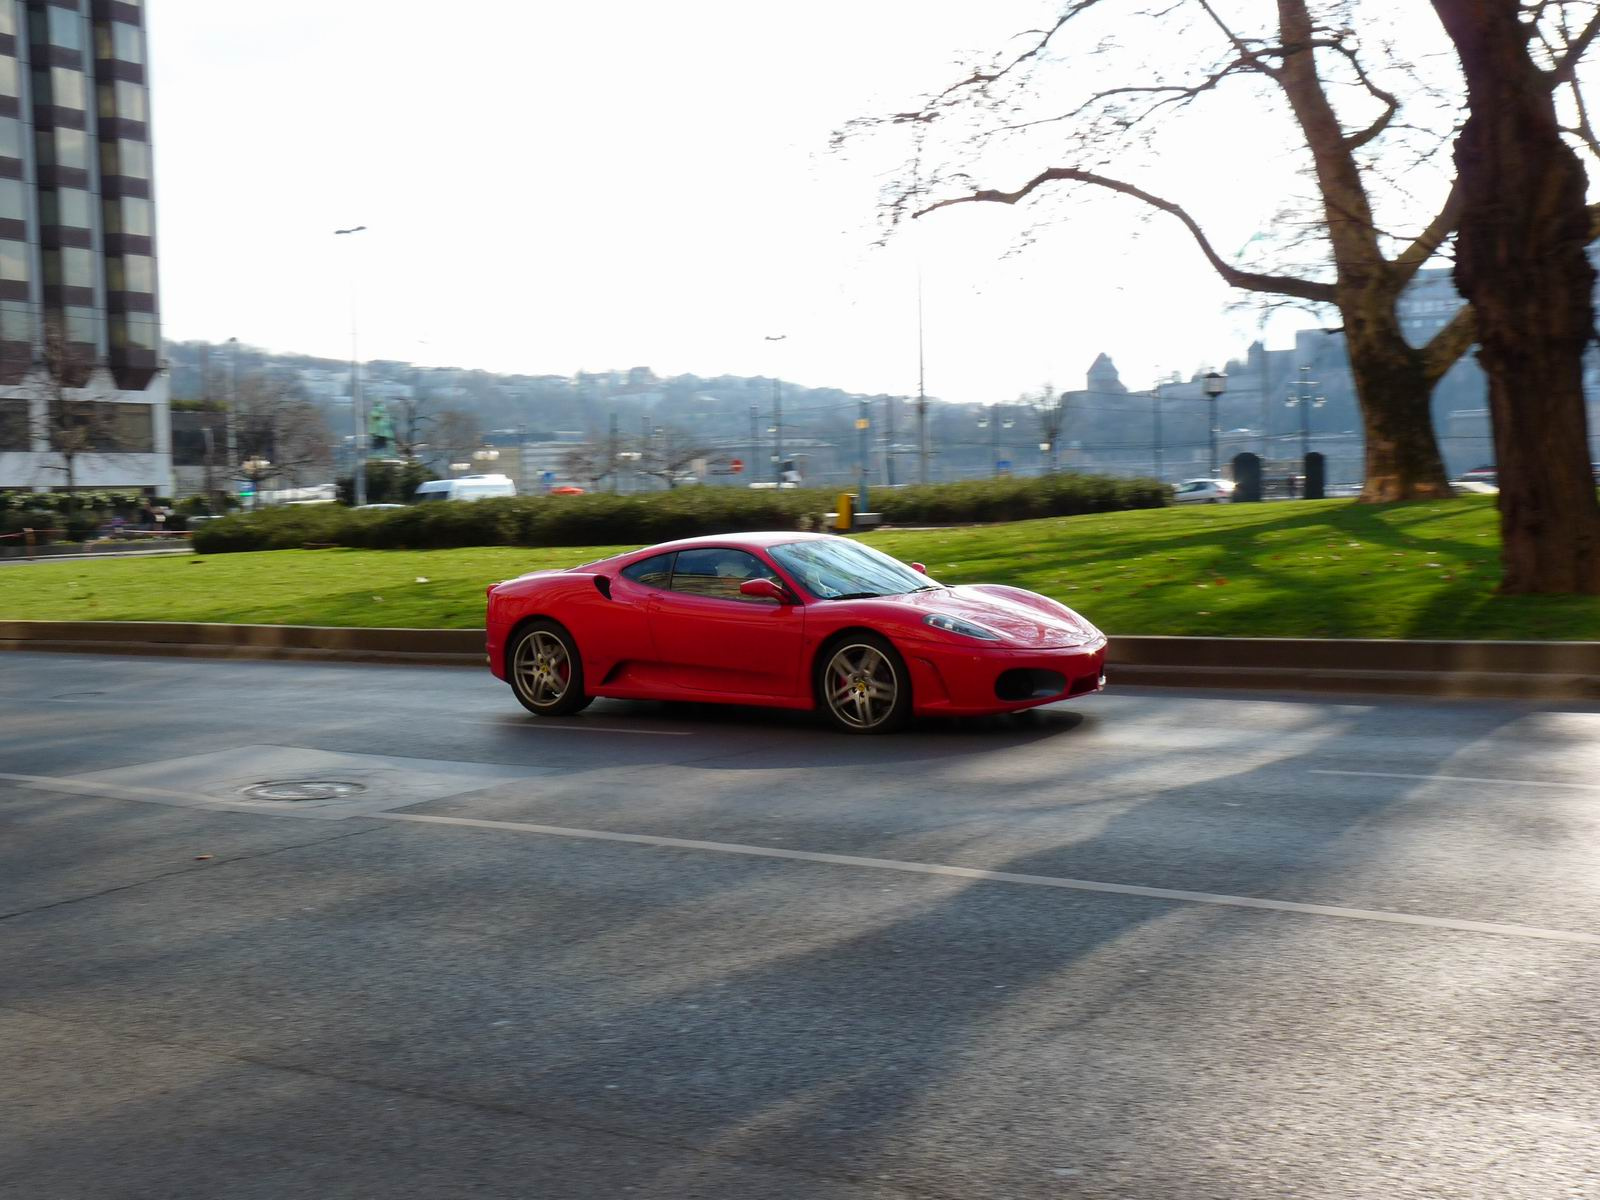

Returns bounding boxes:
[917,166,1337,303]
[1422,303,1478,383]
[989,57,1256,138]
[1194,0,1281,78]
[1548,7,1600,85]
[913,0,1110,116]
[1332,43,1402,149]
[1393,178,1463,282]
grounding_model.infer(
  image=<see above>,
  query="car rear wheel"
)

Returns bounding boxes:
[508,620,592,717]
[816,633,911,734]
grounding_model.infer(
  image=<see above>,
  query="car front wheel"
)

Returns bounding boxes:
[508,620,592,717]
[816,633,911,734]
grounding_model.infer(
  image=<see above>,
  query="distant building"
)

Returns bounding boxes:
[0,0,169,493]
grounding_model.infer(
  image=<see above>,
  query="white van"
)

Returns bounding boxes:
[414,474,518,503]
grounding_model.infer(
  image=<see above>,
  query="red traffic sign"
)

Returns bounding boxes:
[730,458,745,474]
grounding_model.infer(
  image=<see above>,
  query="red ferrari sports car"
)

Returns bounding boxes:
[485,532,1107,733]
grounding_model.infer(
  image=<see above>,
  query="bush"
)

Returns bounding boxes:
[872,474,1168,525]
[190,474,1168,555]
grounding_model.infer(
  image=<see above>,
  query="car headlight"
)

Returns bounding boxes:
[924,613,1002,641]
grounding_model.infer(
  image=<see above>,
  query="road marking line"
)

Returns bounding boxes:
[460,719,693,736]
[1313,769,1600,792]
[371,812,1600,947]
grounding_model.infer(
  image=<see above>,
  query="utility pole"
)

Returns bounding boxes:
[1152,385,1163,481]
[607,412,618,493]
[226,337,239,481]
[884,395,897,486]
[772,376,784,484]
[856,396,871,513]
[749,404,760,486]
[333,225,367,506]
[763,334,787,485]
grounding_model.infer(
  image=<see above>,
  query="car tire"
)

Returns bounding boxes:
[507,619,593,717]
[815,632,912,734]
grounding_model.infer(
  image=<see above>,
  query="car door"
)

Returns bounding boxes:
[646,547,805,698]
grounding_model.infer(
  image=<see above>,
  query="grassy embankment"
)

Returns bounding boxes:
[1,495,1596,640]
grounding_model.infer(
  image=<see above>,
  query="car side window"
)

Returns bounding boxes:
[669,548,779,602]
[620,553,674,589]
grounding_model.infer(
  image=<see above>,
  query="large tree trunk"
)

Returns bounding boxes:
[1344,314,1452,501]
[1433,0,1600,594]
[1277,0,1453,503]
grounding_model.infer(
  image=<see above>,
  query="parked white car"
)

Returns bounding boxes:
[1171,478,1235,505]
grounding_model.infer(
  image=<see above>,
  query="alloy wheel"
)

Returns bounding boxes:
[824,643,899,731]
[514,629,571,708]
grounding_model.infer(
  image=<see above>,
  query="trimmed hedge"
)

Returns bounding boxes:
[189,473,1169,555]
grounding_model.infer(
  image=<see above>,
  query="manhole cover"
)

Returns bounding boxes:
[241,780,368,803]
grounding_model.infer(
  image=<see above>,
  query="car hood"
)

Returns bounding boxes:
[878,585,1099,648]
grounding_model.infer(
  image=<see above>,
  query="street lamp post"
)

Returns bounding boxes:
[1286,365,1325,463]
[334,225,368,506]
[1202,371,1227,478]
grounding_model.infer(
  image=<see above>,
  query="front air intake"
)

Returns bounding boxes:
[995,668,1068,702]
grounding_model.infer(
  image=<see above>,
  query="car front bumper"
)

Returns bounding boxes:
[901,636,1108,716]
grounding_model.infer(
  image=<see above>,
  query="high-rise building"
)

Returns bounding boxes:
[0,0,169,494]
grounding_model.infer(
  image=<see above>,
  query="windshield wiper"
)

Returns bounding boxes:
[826,591,884,600]
[906,584,941,592]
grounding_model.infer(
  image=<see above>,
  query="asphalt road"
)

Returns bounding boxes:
[3,651,1599,1200]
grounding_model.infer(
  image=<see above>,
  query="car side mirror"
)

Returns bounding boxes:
[739,578,789,602]
[910,562,927,574]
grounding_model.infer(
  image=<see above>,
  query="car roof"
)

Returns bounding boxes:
[592,531,845,567]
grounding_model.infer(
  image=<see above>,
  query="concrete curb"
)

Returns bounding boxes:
[1,621,1597,700]
[0,621,485,667]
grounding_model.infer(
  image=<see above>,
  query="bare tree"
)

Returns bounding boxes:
[232,370,333,493]
[388,382,441,460]
[33,320,126,508]
[1020,383,1066,474]
[1429,0,1600,593]
[638,428,715,490]
[434,409,483,470]
[560,441,617,490]
[846,1,1483,502]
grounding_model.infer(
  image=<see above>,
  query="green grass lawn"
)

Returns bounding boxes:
[1,495,1596,639]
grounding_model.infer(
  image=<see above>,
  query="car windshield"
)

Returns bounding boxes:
[768,539,935,599]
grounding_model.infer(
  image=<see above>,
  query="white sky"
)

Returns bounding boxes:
[146,0,1456,403]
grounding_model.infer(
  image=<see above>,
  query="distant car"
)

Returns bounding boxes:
[485,532,1107,733]
[354,503,407,510]
[1452,480,1499,495]
[415,474,518,502]
[548,486,586,496]
[1171,479,1235,504]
